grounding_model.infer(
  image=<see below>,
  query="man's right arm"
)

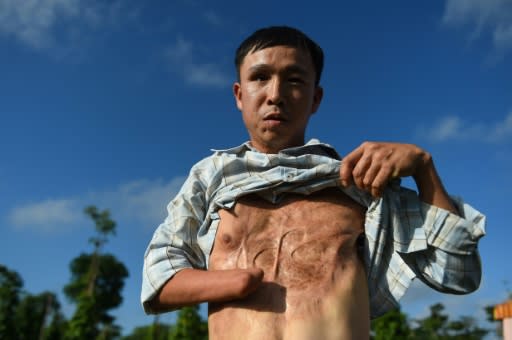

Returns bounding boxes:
[147,267,264,313]
[142,160,264,313]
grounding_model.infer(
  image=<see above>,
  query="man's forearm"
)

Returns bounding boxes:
[147,267,264,313]
[412,152,458,215]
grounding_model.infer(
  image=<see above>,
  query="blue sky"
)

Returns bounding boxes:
[1,0,511,335]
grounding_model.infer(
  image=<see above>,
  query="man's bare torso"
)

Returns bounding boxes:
[208,187,370,339]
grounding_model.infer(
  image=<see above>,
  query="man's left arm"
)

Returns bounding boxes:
[340,142,485,293]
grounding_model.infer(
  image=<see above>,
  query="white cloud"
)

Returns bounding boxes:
[165,36,193,60]
[0,0,80,49]
[495,21,512,50]
[164,36,231,88]
[90,177,186,228]
[418,111,512,143]
[442,0,512,58]
[9,198,81,232]
[186,63,231,87]
[7,177,185,233]
[203,10,222,27]
[0,0,138,53]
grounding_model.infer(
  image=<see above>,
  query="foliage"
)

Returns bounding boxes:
[96,320,122,340]
[371,307,411,340]
[85,205,117,250]
[43,309,67,340]
[121,307,208,340]
[64,294,99,340]
[444,316,489,340]
[15,291,64,340]
[0,266,66,340]
[411,303,450,339]
[84,205,117,297]
[410,303,489,339]
[0,264,23,339]
[168,306,208,340]
[64,205,128,339]
[0,206,127,340]
[64,252,129,322]
[370,302,490,340]
[120,320,173,340]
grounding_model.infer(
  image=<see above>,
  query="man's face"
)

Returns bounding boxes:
[234,46,323,153]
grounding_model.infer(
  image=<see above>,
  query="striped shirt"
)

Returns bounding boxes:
[141,139,485,317]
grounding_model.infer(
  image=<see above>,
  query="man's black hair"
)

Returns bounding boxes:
[235,26,324,86]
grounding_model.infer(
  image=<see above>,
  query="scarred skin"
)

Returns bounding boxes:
[208,188,369,339]
[146,43,458,339]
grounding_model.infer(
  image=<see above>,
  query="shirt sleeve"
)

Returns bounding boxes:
[365,185,486,318]
[141,166,209,314]
[401,196,486,294]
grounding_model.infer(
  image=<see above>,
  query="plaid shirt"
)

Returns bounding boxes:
[142,139,485,317]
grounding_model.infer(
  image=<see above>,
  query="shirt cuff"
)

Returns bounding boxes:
[141,245,191,314]
[421,196,486,255]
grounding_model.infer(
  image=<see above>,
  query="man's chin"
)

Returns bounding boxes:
[257,137,303,153]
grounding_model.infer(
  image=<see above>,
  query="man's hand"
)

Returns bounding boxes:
[340,141,458,214]
[340,142,430,198]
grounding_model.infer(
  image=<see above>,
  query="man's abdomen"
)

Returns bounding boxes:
[208,188,370,340]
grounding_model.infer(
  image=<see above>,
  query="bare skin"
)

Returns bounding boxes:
[208,188,369,340]
[146,44,458,338]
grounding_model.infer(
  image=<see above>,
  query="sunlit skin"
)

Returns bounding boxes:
[147,45,459,340]
[233,46,323,154]
[207,189,370,340]
[204,46,371,339]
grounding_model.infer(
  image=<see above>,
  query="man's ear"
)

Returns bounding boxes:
[311,86,323,114]
[233,82,243,111]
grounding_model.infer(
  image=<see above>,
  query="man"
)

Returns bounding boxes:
[141,26,485,339]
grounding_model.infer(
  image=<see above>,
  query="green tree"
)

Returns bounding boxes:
[84,205,117,295]
[43,306,67,340]
[16,291,65,340]
[445,316,488,340]
[169,306,208,340]
[0,265,23,339]
[411,303,449,339]
[411,303,489,340]
[65,294,99,340]
[121,319,173,340]
[64,206,129,339]
[64,292,122,340]
[64,253,128,320]
[371,307,411,340]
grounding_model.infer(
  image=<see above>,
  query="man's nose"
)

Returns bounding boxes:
[266,77,285,105]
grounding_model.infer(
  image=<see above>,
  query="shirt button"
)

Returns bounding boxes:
[286,173,294,181]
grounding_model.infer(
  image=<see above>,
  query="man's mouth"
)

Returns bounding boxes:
[262,113,286,129]
[263,112,286,122]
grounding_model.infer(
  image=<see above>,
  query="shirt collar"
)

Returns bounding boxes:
[211,139,341,160]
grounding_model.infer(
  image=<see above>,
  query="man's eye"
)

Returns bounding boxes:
[252,74,269,82]
[289,77,304,84]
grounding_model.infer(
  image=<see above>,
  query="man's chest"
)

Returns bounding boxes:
[209,187,366,286]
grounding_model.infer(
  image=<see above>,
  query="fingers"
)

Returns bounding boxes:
[341,142,405,198]
[340,146,363,187]
[234,268,264,298]
[352,156,372,190]
[355,160,392,198]
[246,267,264,281]
[369,164,393,197]
[362,161,382,195]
